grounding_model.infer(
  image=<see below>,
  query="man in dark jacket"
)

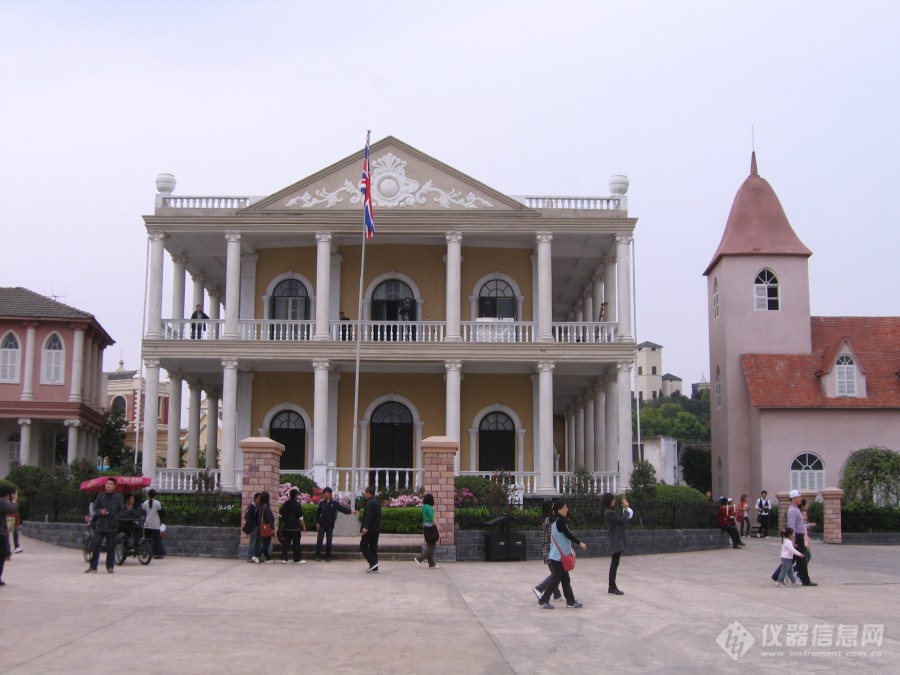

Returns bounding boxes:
[244,493,260,563]
[359,487,381,573]
[87,478,125,573]
[314,487,352,561]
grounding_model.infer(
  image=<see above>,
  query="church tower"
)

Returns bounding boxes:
[704,153,813,498]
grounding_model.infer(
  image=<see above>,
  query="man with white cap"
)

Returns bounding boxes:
[787,489,817,586]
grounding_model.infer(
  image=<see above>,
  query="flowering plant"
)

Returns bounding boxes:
[278,483,352,506]
[389,494,423,507]
[455,487,478,507]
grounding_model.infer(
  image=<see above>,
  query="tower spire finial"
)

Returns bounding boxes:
[750,151,758,177]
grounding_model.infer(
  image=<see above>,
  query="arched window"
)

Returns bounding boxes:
[479,279,516,319]
[712,278,719,319]
[754,269,779,311]
[270,410,306,470]
[42,333,64,384]
[836,355,856,397]
[478,412,515,471]
[371,280,415,321]
[271,279,310,321]
[791,452,825,492]
[111,395,127,417]
[715,367,722,408]
[1,332,20,383]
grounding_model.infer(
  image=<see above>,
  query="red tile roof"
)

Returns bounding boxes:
[742,317,900,408]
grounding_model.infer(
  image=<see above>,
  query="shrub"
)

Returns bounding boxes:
[839,445,900,506]
[4,464,52,498]
[378,506,422,534]
[627,460,657,502]
[651,484,708,505]
[280,473,319,495]
[454,476,507,509]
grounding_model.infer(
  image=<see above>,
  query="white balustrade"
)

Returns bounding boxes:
[238,320,315,341]
[462,320,534,343]
[156,468,223,492]
[552,322,617,343]
[162,196,251,209]
[511,195,623,210]
[160,318,224,340]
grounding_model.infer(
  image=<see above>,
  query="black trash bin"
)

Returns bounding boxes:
[483,515,526,562]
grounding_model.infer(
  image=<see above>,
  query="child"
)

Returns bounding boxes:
[776,527,804,587]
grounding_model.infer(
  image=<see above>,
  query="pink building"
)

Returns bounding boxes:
[0,288,114,474]
[705,154,900,500]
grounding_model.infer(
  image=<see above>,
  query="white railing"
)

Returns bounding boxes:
[156,468,222,492]
[162,196,251,209]
[457,471,618,495]
[553,322,617,343]
[239,320,315,341]
[161,319,224,340]
[512,195,623,210]
[462,320,534,343]
[317,467,424,495]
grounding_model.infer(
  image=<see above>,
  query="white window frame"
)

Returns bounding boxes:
[713,278,719,319]
[754,268,780,311]
[41,333,65,384]
[835,355,856,397]
[715,367,722,408]
[0,331,21,383]
[790,452,825,492]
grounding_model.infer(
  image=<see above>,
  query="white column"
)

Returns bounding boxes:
[592,270,605,322]
[593,380,606,473]
[327,372,340,465]
[69,328,85,402]
[358,420,370,475]
[65,420,80,464]
[206,390,219,469]
[240,254,258,321]
[516,428,526,477]
[191,273,206,317]
[604,256,617,324]
[330,253,343,320]
[224,233,242,339]
[415,421,425,484]
[617,361,634,486]
[536,233,554,342]
[605,375,618,472]
[574,403,585,468]
[467,427,477,472]
[445,232,463,342]
[18,418,32,465]
[565,407,575,471]
[220,358,239,491]
[236,371,254,459]
[615,235,633,342]
[583,292,593,328]
[146,233,167,338]
[537,361,555,492]
[166,372,182,468]
[208,289,222,339]
[312,360,330,484]
[444,360,462,441]
[531,373,540,474]
[187,382,202,468]
[314,233,332,341]
[21,324,36,401]
[83,340,94,405]
[575,301,584,323]
[142,359,160,482]
[584,393,595,472]
[172,255,187,322]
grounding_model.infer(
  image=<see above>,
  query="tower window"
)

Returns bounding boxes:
[754,269,779,311]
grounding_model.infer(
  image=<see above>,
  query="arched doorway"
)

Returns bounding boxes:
[270,410,306,470]
[478,412,515,471]
[369,401,413,489]
[371,279,416,341]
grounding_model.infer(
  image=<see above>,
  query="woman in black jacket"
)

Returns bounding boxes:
[279,488,307,564]
[253,492,275,563]
[601,492,633,595]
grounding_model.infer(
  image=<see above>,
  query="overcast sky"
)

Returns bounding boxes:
[2,0,898,388]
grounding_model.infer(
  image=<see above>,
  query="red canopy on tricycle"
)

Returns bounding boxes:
[79,476,151,493]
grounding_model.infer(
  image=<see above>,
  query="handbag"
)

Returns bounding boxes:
[424,525,439,544]
[260,522,274,538]
[551,526,576,572]
[276,528,286,544]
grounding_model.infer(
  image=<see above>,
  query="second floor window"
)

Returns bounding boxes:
[479,279,516,319]
[836,355,856,396]
[754,269,779,311]
[42,333,64,384]
[271,279,309,321]
[1,333,20,383]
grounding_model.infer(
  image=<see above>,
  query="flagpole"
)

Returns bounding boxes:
[351,131,371,494]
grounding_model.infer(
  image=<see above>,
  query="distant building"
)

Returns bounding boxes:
[691,373,710,398]
[105,361,170,464]
[633,435,680,485]
[636,341,681,401]
[0,287,114,474]
[661,373,683,398]
[705,153,900,500]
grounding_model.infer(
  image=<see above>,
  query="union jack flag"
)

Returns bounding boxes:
[359,132,375,239]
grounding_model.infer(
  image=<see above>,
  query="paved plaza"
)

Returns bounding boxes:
[1,534,897,673]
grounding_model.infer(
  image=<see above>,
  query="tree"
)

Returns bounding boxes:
[840,446,900,506]
[680,444,711,494]
[628,459,657,501]
[98,406,132,470]
[633,394,710,443]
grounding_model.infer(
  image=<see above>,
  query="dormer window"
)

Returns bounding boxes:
[836,355,856,396]
[754,269,779,311]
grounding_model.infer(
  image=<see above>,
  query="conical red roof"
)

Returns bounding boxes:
[704,152,811,275]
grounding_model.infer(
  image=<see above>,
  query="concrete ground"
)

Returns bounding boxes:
[1,534,897,674]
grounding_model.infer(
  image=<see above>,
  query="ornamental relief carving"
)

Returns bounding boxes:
[285,152,493,210]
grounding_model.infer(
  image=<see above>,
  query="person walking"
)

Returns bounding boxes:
[252,491,275,564]
[602,492,634,595]
[279,488,307,564]
[87,478,125,573]
[359,487,381,573]
[756,490,772,538]
[775,527,803,587]
[142,489,167,559]
[787,490,816,586]
[414,493,441,569]
[0,486,19,586]
[738,494,751,539]
[314,487,352,561]
[536,499,586,609]
[532,499,562,602]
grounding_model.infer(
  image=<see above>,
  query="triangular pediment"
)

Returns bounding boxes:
[250,136,525,212]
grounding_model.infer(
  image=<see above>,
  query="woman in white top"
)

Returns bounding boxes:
[142,489,167,559]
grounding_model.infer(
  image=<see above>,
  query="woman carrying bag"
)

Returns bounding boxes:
[535,499,586,610]
[252,491,275,564]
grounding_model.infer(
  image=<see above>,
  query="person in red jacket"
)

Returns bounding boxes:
[718,497,744,549]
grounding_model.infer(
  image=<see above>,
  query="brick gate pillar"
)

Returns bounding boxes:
[239,436,284,558]
[422,435,457,562]
[821,487,844,544]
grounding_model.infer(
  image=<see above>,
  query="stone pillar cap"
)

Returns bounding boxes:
[820,487,844,497]
[421,436,459,450]
[239,436,285,454]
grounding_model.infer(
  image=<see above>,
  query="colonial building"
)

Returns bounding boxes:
[705,153,900,499]
[139,137,638,494]
[0,287,113,475]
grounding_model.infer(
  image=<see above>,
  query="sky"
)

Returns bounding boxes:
[2,0,898,388]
